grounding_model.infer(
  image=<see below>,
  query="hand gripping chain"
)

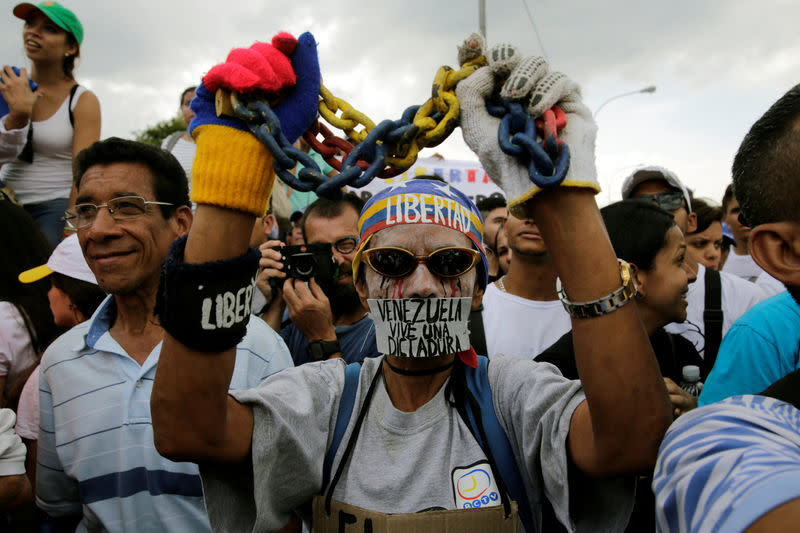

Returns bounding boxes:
[223,48,569,198]
[487,100,570,188]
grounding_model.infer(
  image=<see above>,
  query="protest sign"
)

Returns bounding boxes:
[368,297,472,358]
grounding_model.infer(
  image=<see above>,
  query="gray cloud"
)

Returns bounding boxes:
[3,0,797,201]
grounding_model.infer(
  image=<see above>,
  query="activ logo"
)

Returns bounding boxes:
[451,462,501,509]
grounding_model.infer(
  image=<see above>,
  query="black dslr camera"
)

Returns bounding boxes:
[275,243,338,284]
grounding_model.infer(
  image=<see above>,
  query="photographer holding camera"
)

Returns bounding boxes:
[256,193,379,365]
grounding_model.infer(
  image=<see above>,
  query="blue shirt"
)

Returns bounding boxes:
[281,314,379,365]
[699,291,800,405]
[37,296,293,532]
[654,395,800,533]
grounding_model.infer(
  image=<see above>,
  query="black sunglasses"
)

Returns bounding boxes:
[636,190,685,212]
[361,246,481,279]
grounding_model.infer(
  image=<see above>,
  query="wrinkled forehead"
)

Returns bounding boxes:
[76,162,156,202]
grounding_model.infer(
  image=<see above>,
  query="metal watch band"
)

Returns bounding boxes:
[555,259,636,319]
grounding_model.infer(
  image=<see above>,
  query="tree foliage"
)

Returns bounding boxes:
[133,115,186,147]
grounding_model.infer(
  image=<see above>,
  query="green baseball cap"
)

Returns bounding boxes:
[13,2,83,45]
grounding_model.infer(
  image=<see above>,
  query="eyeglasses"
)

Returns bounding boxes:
[636,191,685,212]
[64,195,174,229]
[331,236,359,255]
[361,246,481,279]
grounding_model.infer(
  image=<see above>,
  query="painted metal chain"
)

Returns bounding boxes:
[226,56,485,199]
[230,55,569,198]
[487,100,570,188]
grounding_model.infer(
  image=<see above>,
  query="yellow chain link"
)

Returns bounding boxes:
[318,55,486,172]
[318,83,374,144]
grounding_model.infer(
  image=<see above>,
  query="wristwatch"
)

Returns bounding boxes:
[556,259,636,318]
[307,339,341,361]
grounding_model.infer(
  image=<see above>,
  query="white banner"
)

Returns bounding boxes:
[347,158,505,206]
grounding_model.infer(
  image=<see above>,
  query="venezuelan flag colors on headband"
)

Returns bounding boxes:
[353,178,489,288]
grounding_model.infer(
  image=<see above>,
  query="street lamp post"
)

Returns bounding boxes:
[594,85,656,117]
[478,0,486,39]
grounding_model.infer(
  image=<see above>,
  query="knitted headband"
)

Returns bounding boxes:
[352,178,488,289]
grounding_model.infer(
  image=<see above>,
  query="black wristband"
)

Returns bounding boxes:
[155,235,260,352]
[307,339,341,361]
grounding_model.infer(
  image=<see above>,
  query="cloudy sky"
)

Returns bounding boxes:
[3,0,796,205]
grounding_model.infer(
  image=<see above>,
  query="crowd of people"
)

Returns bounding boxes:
[1,3,799,533]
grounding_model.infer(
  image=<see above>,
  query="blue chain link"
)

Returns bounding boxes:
[234,100,429,200]
[236,95,569,195]
[487,99,570,188]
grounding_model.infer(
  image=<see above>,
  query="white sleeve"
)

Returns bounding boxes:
[0,408,26,476]
[0,114,30,164]
[14,367,40,440]
[0,302,31,378]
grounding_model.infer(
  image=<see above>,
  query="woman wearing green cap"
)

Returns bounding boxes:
[0,1,100,247]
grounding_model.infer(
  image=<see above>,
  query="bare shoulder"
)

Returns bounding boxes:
[73,88,101,115]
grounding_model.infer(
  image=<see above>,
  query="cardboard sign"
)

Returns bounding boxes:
[312,496,519,533]
[368,298,472,358]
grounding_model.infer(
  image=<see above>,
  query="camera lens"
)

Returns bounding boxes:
[293,253,316,277]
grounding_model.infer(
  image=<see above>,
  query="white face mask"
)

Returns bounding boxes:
[367,297,472,358]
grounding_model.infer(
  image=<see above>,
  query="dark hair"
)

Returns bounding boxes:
[732,84,800,226]
[301,192,365,241]
[74,137,191,217]
[490,222,506,256]
[62,32,79,79]
[475,195,507,221]
[600,200,676,271]
[180,86,197,107]
[50,272,106,319]
[0,201,62,356]
[721,184,736,214]
[690,198,723,234]
[24,10,80,79]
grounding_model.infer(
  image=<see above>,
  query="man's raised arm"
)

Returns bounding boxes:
[456,41,672,476]
[151,33,320,463]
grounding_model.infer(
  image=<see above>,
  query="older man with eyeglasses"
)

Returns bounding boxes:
[35,137,293,532]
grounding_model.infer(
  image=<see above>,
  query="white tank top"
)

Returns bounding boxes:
[0,85,86,204]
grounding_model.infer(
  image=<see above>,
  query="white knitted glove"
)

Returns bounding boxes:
[457,43,599,218]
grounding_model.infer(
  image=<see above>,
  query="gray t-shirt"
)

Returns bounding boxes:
[200,356,633,532]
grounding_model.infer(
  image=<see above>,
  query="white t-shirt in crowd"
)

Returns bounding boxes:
[14,365,39,440]
[665,264,768,357]
[481,282,571,360]
[0,302,38,398]
[162,135,196,193]
[755,270,787,297]
[722,251,763,282]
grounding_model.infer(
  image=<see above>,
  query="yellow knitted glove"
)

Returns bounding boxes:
[190,123,275,216]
